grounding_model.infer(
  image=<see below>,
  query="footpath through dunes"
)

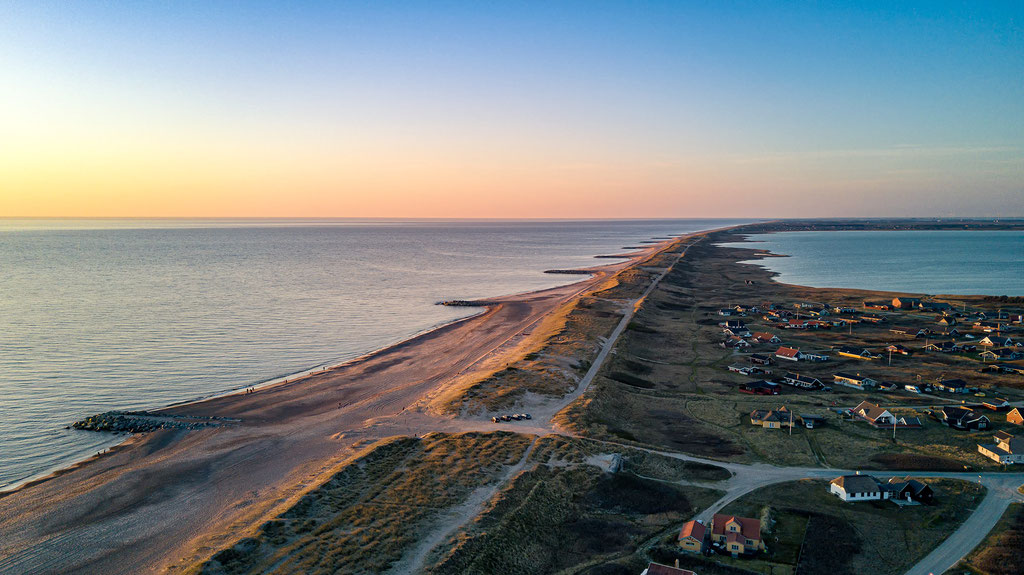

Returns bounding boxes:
[0,236,687,575]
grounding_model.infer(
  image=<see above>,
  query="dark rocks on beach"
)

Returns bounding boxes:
[543,269,593,275]
[438,300,499,307]
[72,411,229,434]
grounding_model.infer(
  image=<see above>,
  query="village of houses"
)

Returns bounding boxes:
[716,296,1024,467]
[630,296,1024,575]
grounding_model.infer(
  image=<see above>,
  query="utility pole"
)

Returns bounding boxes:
[888,348,893,367]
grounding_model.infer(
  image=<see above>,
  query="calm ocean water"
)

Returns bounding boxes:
[721,230,1023,296]
[0,219,746,490]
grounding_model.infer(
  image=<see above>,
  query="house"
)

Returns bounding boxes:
[1008,408,1023,426]
[979,348,1023,361]
[718,309,735,316]
[710,514,764,555]
[877,381,900,392]
[919,301,953,312]
[750,406,794,428]
[799,414,825,429]
[739,380,780,395]
[838,346,876,360]
[830,474,891,502]
[978,431,1024,465]
[783,373,822,389]
[924,341,962,353]
[801,352,830,362]
[677,520,706,553]
[980,336,1014,347]
[834,306,857,314]
[981,398,1010,411]
[997,364,1024,376]
[934,378,970,393]
[892,297,922,309]
[886,344,912,355]
[641,561,697,575]
[752,332,781,344]
[719,319,747,330]
[775,346,802,361]
[785,319,808,330]
[886,477,934,503]
[859,314,887,324]
[936,406,990,430]
[726,336,751,348]
[864,301,892,311]
[852,401,895,426]
[833,372,878,389]
[831,319,849,328]
[749,353,774,365]
[938,316,957,327]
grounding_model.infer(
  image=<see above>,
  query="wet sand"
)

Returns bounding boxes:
[0,238,684,575]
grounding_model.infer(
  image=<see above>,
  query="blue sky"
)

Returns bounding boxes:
[1,1,1022,217]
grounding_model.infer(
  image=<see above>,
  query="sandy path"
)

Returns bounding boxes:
[0,239,677,575]
[385,437,539,575]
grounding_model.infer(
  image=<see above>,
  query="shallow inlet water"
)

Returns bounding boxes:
[0,218,747,490]
[719,230,1024,297]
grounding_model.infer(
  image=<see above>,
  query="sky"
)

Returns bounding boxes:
[1,1,1022,218]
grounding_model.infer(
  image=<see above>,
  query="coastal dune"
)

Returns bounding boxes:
[0,238,682,575]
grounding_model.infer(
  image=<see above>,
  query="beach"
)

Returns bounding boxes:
[0,235,687,574]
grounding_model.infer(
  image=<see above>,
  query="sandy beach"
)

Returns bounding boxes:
[0,236,685,575]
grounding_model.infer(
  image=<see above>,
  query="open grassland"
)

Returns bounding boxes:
[949,503,1024,575]
[425,438,726,575]
[194,432,730,575]
[194,432,532,575]
[557,231,1024,469]
[649,478,985,575]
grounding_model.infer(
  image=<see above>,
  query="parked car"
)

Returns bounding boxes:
[523,413,532,420]
[491,416,499,423]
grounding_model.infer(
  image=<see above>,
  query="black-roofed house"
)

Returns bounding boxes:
[886,477,934,503]
[937,406,990,431]
[934,379,969,393]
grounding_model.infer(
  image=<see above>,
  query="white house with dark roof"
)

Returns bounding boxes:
[830,474,891,502]
[833,372,877,389]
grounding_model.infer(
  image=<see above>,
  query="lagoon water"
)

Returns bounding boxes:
[721,230,1023,296]
[0,219,746,490]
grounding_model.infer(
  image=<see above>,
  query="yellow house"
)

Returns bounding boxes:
[676,520,706,552]
[711,514,765,555]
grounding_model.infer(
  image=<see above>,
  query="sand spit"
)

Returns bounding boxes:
[0,234,693,575]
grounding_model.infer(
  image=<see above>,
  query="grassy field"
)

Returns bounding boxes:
[193,432,730,575]
[556,231,1024,469]
[645,478,986,575]
[193,432,532,575]
[948,503,1024,575]
[425,451,725,575]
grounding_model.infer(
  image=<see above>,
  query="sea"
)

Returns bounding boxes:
[0,218,747,491]
[719,230,1024,296]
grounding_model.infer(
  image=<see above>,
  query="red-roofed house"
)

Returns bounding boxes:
[775,346,802,361]
[677,519,706,553]
[710,514,764,556]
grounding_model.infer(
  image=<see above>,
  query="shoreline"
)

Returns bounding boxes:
[0,231,683,502]
[0,228,709,574]
[4,219,1016,574]
[0,248,626,494]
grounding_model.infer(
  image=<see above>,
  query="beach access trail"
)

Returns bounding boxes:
[0,238,676,575]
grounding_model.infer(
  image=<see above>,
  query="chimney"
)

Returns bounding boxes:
[674,559,680,568]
